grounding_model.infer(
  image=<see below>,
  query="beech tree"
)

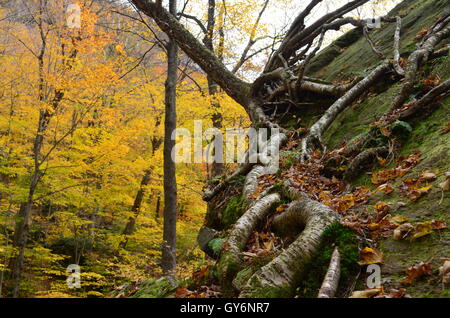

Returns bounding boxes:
[129,0,450,297]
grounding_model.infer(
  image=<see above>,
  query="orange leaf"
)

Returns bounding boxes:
[358,247,383,265]
[402,262,432,284]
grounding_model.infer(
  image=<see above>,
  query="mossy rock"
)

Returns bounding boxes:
[129,277,179,298]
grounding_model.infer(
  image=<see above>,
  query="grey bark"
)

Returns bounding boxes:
[239,198,338,297]
[161,0,178,276]
[299,62,391,161]
[318,247,341,298]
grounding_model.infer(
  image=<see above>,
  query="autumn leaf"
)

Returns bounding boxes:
[393,223,414,240]
[175,286,190,298]
[389,215,409,225]
[431,219,447,230]
[350,287,383,298]
[358,247,383,265]
[402,262,432,284]
[440,259,450,284]
[419,172,437,182]
[414,28,428,40]
[376,183,394,195]
[192,265,210,282]
[374,202,389,214]
[440,123,450,135]
[411,221,433,239]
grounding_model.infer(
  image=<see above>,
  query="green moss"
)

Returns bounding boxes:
[222,195,245,229]
[241,275,292,298]
[207,238,227,257]
[128,277,178,298]
[232,266,260,291]
[391,121,413,141]
[296,223,360,298]
[217,251,244,293]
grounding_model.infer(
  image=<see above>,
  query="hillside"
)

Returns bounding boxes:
[117,0,450,298]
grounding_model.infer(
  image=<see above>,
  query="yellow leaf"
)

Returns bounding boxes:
[358,247,383,265]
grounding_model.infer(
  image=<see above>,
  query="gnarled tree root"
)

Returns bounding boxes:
[243,132,287,200]
[318,247,341,298]
[299,62,391,162]
[238,198,338,297]
[344,146,388,181]
[217,193,281,288]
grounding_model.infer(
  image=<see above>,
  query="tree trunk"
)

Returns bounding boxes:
[161,0,178,276]
[119,169,152,248]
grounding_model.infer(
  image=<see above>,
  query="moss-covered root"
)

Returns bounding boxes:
[217,193,281,288]
[239,198,338,298]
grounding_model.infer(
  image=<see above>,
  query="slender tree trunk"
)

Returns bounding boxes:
[119,170,152,248]
[155,195,161,221]
[200,0,225,178]
[161,0,178,276]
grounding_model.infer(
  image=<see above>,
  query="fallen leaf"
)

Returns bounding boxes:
[350,288,383,298]
[358,247,383,265]
[439,259,450,284]
[441,123,450,134]
[411,221,433,239]
[175,286,190,298]
[431,219,447,230]
[393,223,414,240]
[402,262,432,284]
[389,215,409,225]
[375,288,411,298]
[419,172,437,182]
[439,179,450,191]
[376,183,395,194]
[374,202,389,213]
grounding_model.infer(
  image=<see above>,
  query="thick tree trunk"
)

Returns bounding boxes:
[161,0,178,276]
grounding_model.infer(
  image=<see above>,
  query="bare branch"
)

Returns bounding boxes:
[129,0,251,108]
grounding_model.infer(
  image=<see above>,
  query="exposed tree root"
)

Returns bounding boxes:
[344,146,389,182]
[396,78,450,120]
[318,247,341,298]
[217,193,280,287]
[243,132,287,201]
[390,25,449,110]
[299,62,392,162]
[238,198,338,297]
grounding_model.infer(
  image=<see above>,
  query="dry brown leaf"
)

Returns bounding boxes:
[439,179,450,191]
[431,219,447,230]
[402,262,432,284]
[411,221,433,239]
[393,223,414,240]
[439,259,450,284]
[350,288,383,298]
[358,247,383,265]
[419,172,437,182]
